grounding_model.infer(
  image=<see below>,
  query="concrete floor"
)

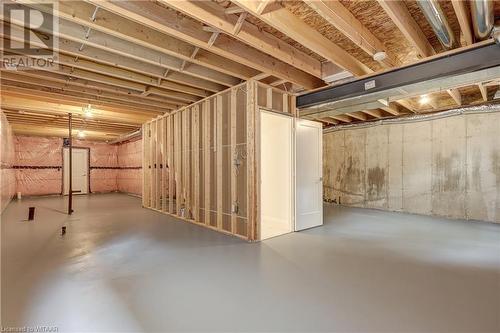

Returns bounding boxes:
[1,193,499,332]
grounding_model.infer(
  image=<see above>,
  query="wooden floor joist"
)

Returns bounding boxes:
[84,0,324,89]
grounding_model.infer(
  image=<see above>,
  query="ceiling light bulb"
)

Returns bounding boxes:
[419,94,430,104]
[77,130,85,138]
[83,104,93,117]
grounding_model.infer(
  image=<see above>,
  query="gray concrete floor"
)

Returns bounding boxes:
[1,193,499,332]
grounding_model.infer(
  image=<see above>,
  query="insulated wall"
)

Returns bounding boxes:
[143,81,296,240]
[117,139,142,196]
[1,110,15,213]
[323,108,500,223]
[15,136,63,196]
[12,135,141,197]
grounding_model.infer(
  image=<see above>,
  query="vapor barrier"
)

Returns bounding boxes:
[0,110,16,213]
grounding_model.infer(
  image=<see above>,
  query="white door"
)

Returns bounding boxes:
[295,119,323,231]
[63,148,89,195]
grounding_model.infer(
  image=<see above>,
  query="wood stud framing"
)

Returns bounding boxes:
[142,81,295,240]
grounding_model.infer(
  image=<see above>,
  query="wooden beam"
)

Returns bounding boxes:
[329,114,352,123]
[3,6,241,88]
[142,123,149,207]
[1,84,172,114]
[232,0,372,77]
[377,0,436,57]
[216,95,223,230]
[478,83,488,102]
[1,93,154,124]
[203,99,211,226]
[192,104,200,221]
[161,0,322,79]
[451,0,474,46]
[233,12,248,35]
[167,114,174,214]
[2,68,196,105]
[161,117,167,212]
[1,76,185,110]
[345,112,368,121]
[87,0,324,89]
[207,31,220,47]
[363,109,384,118]
[21,1,256,83]
[256,0,276,15]
[45,52,212,98]
[270,79,287,87]
[380,102,401,116]
[428,96,439,109]
[317,117,338,125]
[395,99,418,113]
[304,0,398,68]
[2,48,209,100]
[251,73,271,81]
[447,88,462,105]
[225,5,246,14]
[10,123,126,141]
[175,113,182,214]
[230,89,237,233]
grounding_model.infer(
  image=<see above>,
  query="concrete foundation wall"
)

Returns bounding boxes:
[323,110,500,223]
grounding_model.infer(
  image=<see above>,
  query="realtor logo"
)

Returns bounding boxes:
[1,2,58,70]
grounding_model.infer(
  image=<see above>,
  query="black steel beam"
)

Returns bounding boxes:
[297,42,500,109]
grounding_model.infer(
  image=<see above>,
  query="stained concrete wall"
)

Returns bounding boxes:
[323,110,500,223]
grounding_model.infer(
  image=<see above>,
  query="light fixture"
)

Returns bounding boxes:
[419,94,430,105]
[77,130,86,138]
[373,51,387,62]
[83,104,93,118]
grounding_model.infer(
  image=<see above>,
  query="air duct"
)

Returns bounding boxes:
[470,0,494,41]
[417,0,455,49]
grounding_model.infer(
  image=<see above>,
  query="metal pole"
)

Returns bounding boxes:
[68,113,73,215]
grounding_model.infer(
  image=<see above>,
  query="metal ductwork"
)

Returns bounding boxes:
[471,0,494,41]
[417,0,455,49]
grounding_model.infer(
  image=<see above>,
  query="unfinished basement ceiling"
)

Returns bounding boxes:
[1,0,499,139]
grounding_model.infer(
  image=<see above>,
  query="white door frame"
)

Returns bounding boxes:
[63,147,90,195]
[259,109,295,240]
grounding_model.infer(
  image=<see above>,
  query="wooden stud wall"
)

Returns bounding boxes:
[142,80,295,241]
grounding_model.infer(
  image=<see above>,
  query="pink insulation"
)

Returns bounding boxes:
[1,110,16,213]
[74,139,118,167]
[117,139,142,196]
[10,135,142,199]
[15,136,63,196]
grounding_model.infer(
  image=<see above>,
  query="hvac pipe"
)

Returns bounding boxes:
[471,0,494,40]
[417,0,455,49]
